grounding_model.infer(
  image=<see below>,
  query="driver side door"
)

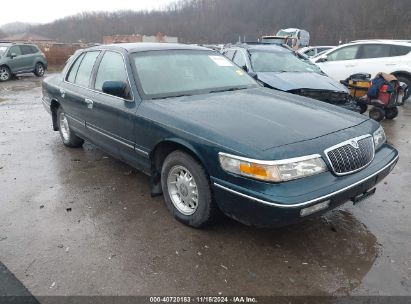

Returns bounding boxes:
[316,45,360,81]
[7,46,25,73]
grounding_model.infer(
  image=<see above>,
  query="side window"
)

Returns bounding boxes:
[232,51,247,68]
[358,44,391,59]
[391,45,411,57]
[305,48,316,57]
[20,45,34,55]
[8,46,22,56]
[95,51,129,93]
[66,53,85,83]
[30,46,39,53]
[224,50,236,60]
[74,51,100,87]
[327,45,360,61]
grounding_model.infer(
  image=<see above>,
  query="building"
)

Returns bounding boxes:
[0,33,55,44]
[103,32,178,44]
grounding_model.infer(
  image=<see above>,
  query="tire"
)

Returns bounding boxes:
[0,66,11,82]
[161,150,216,228]
[397,76,411,101]
[34,63,45,77]
[385,107,399,120]
[369,107,385,122]
[56,107,84,148]
[359,103,368,114]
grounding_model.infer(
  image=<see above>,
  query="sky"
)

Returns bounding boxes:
[0,0,176,27]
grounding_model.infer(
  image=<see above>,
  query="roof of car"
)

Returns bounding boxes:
[348,39,411,46]
[227,43,290,53]
[88,43,211,53]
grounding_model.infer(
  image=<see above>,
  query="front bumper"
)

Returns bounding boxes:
[211,145,399,227]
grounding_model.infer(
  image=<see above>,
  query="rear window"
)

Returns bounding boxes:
[391,45,411,56]
[358,44,391,59]
[20,45,36,55]
[66,51,100,87]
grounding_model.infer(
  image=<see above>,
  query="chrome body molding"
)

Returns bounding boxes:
[87,123,149,156]
[214,153,398,209]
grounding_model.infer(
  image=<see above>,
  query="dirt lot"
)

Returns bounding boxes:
[0,74,410,297]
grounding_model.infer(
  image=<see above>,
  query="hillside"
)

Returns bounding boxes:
[28,0,411,44]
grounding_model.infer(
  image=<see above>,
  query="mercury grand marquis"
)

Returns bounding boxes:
[42,43,399,228]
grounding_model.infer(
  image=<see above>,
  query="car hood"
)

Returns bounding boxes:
[147,88,368,152]
[256,72,348,92]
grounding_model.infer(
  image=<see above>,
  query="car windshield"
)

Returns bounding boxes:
[250,50,320,73]
[0,46,8,56]
[277,30,298,37]
[261,38,285,44]
[132,50,258,99]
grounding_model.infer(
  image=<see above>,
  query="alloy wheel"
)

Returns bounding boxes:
[167,165,199,215]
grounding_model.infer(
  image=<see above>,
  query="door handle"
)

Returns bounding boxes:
[85,98,94,109]
[345,64,356,67]
[59,89,65,98]
[385,63,396,66]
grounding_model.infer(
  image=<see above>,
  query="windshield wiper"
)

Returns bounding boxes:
[151,94,192,100]
[209,87,249,94]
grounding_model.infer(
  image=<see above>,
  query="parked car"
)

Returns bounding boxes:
[42,43,398,228]
[0,43,48,81]
[221,43,353,108]
[299,46,335,58]
[313,40,411,99]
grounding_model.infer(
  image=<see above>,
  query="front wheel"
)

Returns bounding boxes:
[34,63,45,77]
[369,107,385,122]
[161,151,216,228]
[57,107,84,148]
[0,66,11,82]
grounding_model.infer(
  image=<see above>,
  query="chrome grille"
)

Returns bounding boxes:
[325,135,375,175]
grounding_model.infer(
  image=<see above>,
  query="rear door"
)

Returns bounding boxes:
[87,50,142,165]
[355,44,393,77]
[59,51,101,138]
[19,45,37,71]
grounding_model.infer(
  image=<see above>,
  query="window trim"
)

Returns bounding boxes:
[63,49,135,102]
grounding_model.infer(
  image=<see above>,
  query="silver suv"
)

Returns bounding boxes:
[0,43,48,81]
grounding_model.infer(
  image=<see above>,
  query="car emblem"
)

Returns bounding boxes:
[350,140,359,149]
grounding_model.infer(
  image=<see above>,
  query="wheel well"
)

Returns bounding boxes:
[392,71,411,81]
[50,99,60,131]
[0,64,11,72]
[149,141,206,197]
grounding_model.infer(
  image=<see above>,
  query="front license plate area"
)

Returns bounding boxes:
[351,188,376,205]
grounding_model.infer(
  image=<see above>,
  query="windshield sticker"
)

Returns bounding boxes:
[209,56,234,67]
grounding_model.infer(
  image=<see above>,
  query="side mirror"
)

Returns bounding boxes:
[10,52,17,59]
[316,56,328,63]
[102,81,130,99]
[241,65,248,72]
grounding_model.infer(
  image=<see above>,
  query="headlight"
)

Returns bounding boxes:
[219,153,327,183]
[373,126,386,150]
